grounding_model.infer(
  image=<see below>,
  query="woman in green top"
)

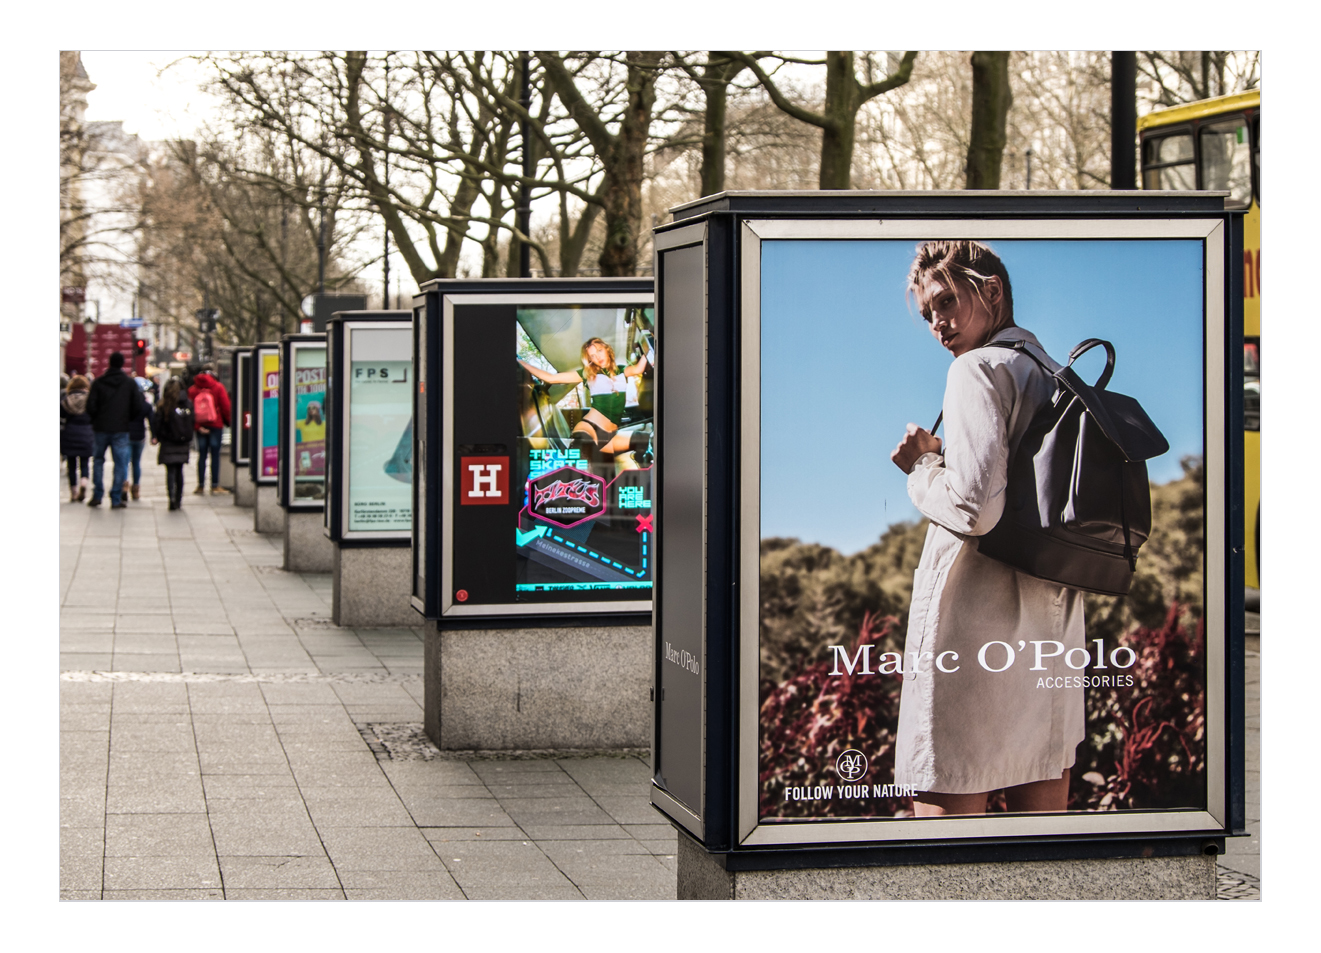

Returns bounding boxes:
[519,336,650,455]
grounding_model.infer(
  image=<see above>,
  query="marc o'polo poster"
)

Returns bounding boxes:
[757,238,1207,823]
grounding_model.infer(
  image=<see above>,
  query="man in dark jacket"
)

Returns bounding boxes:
[85,352,147,509]
[187,365,232,495]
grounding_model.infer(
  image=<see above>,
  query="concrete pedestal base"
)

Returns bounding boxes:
[234,467,255,507]
[254,485,281,534]
[424,621,650,751]
[676,833,1217,900]
[284,510,334,572]
[219,457,235,490]
[333,545,416,627]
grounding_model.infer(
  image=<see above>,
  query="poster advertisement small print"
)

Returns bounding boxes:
[757,238,1207,825]
[348,353,412,533]
[292,346,327,500]
[514,306,655,599]
[260,352,280,478]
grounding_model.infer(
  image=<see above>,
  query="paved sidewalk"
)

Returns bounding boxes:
[59,458,1259,901]
[59,459,676,900]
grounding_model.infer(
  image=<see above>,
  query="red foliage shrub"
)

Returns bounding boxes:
[1070,601,1206,811]
[758,612,913,819]
[758,602,1207,819]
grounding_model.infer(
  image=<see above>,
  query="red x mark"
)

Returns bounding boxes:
[635,514,654,533]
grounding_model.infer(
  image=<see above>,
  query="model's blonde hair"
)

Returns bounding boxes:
[907,240,1015,332]
[580,337,616,382]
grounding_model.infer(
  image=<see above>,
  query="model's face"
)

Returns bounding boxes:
[586,343,610,369]
[919,274,1001,358]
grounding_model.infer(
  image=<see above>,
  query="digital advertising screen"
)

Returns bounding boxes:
[443,295,655,617]
[258,348,280,481]
[733,218,1230,847]
[346,325,412,535]
[290,342,327,502]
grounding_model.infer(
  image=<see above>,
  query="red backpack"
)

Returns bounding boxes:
[193,388,222,430]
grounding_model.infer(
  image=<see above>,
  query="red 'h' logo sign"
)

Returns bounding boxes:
[460,456,509,505]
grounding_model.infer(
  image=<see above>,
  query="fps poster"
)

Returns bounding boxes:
[511,305,655,601]
[757,238,1208,824]
[260,351,280,478]
[292,345,327,501]
[347,327,412,533]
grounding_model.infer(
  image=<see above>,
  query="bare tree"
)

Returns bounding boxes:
[734,51,917,189]
[537,51,669,276]
[1139,51,1260,108]
[966,51,1013,189]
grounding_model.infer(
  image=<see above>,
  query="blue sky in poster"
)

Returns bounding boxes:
[760,239,1205,555]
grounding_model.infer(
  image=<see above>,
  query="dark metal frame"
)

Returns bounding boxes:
[324,311,412,543]
[229,349,252,467]
[648,190,1246,868]
[410,278,655,626]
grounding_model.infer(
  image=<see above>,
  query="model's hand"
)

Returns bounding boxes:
[891,424,942,474]
[151,438,158,446]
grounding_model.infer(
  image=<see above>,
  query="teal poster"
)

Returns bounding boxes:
[348,328,412,532]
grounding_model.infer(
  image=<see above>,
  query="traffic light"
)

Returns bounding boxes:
[133,339,148,358]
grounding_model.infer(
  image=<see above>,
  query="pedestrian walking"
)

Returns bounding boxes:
[60,374,94,503]
[124,378,153,502]
[85,351,148,509]
[151,378,194,511]
[187,364,232,496]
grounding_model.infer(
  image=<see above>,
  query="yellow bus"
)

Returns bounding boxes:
[1139,90,1260,592]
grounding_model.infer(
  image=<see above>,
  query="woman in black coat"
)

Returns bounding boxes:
[61,375,95,502]
[150,378,194,510]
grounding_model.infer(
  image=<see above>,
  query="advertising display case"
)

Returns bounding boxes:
[278,334,328,510]
[411,279,655,624]
[325,312,413,542]
[229,348,252,468]
[249,343,280,486]
[650,191,1245,874]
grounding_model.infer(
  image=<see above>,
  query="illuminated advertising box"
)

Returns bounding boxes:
[229,349,252,467]
[324,312,413,541]
[249,344,280,486]
[411,279,654,622]
[650,191,1245,866]
[278,334,328,510]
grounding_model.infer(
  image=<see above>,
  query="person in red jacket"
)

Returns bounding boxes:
[186,363,233,495]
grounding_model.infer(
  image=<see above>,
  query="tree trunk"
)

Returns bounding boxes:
[598,52,661,277]
[818,51,858,190]
[698,55,746,196]
[966,51,1013,189]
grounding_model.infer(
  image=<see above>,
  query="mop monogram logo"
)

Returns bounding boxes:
[533,478,601,510]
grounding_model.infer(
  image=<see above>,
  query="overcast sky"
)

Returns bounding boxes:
[80,51,218,141]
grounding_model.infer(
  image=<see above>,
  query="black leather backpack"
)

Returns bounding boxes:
[968,338,1169,596]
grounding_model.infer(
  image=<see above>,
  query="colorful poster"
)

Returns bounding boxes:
[511,306,655,599]
[756,238,1206,825]
[292,345,327,500]
[260,351,280,478]
[347,327,412,533]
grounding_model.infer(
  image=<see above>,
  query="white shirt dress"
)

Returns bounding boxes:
[894,327,1086,794]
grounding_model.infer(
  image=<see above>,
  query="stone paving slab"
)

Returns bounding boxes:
[57,456,1259,902]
